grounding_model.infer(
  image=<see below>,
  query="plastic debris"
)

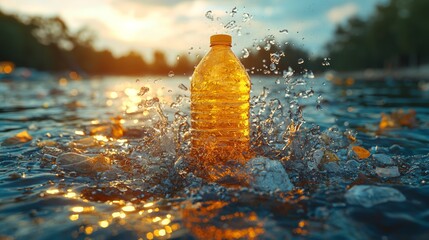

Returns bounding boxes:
[375,166,400,178]
[345,185,406,208]
[352,146,371,160]
[2,130,32,146]
[246,157,293,192]
[56,152,111,174]
[379,109,417,130]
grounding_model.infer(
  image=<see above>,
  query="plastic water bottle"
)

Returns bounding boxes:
[191,34,251,178]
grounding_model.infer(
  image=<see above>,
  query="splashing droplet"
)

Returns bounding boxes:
[242,13,252,22]
[298,58,304,64]
[230,7,238,17]
[279,29,289,34]
[242,48,250,58]
[306,70,314,79]
[270,52,281,64]
[269,63,276,71]
[224,20,237,29]
[205,10,214,21]
[264,43,271,51]
[138,86,149,96]
[168,71,175,78]
[178,84,188,91]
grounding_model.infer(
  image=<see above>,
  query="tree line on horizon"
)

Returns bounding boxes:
[1,0,428,75]
[326,0,429,71]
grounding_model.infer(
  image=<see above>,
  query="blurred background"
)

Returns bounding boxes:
[0,0,428,78]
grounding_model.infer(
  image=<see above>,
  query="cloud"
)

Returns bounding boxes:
[326,2,358,23]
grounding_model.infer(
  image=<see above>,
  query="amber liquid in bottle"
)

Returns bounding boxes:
[190,34,251,179]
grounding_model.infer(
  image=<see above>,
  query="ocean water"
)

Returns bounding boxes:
[0,75,429,239]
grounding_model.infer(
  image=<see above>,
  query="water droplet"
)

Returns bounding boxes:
[269,63,276,71]
[242,13,252,22]
[168,71,175,77]
[176,55,180,61]
[270,52,281,64]
[298,58,304,64]
[306,70,314,79]
[242,48,250,58]
[256,45,261,51]
[264,43,271,51]
[138,86,150,96]
[224,20,237,29]
[205,10,214,21]
[275,78,281,84]
[230,7,238,17]
[178,84,188,91]
[279,29,288,34]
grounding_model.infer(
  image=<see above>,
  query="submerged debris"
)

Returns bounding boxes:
[345,185,406,208]
[375,166,400,178]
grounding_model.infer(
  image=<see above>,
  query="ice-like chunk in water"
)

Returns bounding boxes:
[375,166,400,178]
[57,152,111,174]
[345,185,406,208]
[373,154,394,165]
[245,157,293,192]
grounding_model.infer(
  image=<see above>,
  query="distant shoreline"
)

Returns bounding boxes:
[326,65,429,82]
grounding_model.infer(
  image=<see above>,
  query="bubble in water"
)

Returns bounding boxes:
[242,48,250,58]
[168,71,175,78]
[179,84,188,91]
[224,20,237,29]
[279,29,289,34]
[230,7,238,17]
[256,45,261,51]
[298,58,304,64]
[242,13,252,22]
[306,70,315,79]
[275,78,281,84]
[205,10,214,21]
[269,63,276,71]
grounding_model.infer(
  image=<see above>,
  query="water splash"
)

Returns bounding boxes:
[205,11,214,21]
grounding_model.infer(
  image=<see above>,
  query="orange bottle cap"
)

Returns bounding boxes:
[210,34,232,47]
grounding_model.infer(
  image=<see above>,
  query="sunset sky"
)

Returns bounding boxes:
[0,0,386,63]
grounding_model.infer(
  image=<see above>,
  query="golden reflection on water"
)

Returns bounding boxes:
[182,200,264,239]
[64,199,181,239]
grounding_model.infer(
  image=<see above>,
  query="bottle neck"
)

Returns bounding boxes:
[210,44,231,49]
